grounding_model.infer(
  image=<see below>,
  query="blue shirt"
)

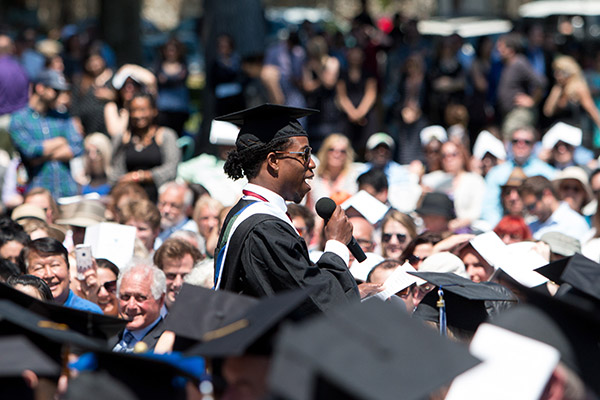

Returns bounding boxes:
[63,290,103,314]
[481,157,556,226]
[529,202,591,242]
[10,107,83,198]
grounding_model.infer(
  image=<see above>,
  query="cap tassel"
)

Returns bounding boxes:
[437,287,447,337]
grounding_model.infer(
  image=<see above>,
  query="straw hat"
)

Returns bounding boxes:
[55,200,106,228]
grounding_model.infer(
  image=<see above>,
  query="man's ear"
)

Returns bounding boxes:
[266,152,280,172]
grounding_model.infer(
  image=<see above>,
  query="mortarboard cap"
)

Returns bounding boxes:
[67,350,202,400]
[0,335,61,378]
[0,282,128,341]
[0,300,102,364]
[163,284,258,349]
[535,253,600,304]
[268,298,480,400]
[215,104,317,149]
[540,231,581,257]
[186,289,310,358]
[410,272,517,333]
[491,286,600,396]
[445,323,560,400]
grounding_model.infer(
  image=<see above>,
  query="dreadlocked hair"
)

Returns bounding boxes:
[224,138,292,180]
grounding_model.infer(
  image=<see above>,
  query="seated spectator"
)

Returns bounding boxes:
[155,181,197,249]
[111,261,166,352]
[105,181,148,221]
[416,192,454,234]
[553,166,592,215]
[307,133,358,207]
[0,258,20,282]
[539,123,594,171]
[520,175,590,241]
[153,238,203,311]
[192,196,223,259]
[420,125,447,173]
[361,132,416,188]
[55,199,105,249]
[78,132,113,196]
[94,258,119,317]
[493,215,532,245]
[287,204,316,249]
[118,199,161,257]
[169,230,207,257]
[109,92,180,203]
[380,210,417,260]
[500,167,527,218]
[24,187,60,224]
[18,237,102,313]
[0,216,30,263]
[456,244,495,283]
[7,274,53,301]
[357,168,389,205]
[399,232,443,270]
[482,126,556,226]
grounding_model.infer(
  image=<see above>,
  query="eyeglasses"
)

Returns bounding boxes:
[524,201,538,212]
[511,139,533,146]
[276,147,312,165]
[98,280,117,294]
[382,233,407,243]
[407,254,427,265]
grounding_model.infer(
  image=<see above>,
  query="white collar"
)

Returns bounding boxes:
[243,183,288,215]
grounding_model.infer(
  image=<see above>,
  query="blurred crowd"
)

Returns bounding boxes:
[2,3,600,399]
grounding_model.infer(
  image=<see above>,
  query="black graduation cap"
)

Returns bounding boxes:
[0,282,128,341]
[0,335,60,378]
[0,300,102,365]
[163,284,258,350]
[534,254,600,304]
[215,104,317,148]
[66,350,200,400]
[410,272,517,334]
[491,286,600,397]
[186,289,310,358]
[268,298,480,400]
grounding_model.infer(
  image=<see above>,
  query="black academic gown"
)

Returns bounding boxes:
[215,198,359,315]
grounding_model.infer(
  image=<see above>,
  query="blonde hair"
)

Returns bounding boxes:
[315,133,355,177]
[553,55,588,97]
[84,132,113,176]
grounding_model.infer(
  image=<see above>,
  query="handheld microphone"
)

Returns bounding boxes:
[315,197,367,263]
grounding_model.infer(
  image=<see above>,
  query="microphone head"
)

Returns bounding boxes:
[315,197,336,220]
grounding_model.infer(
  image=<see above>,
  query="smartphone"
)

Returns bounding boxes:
[75,244,94,280]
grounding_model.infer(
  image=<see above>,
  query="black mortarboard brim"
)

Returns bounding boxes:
[534,254,600,303]
[164,284,258,345]
[68,351,195,400]
[491,286,600,396]
[64,371,136,400]
[186,289,310,358]
[268,298,480,400]
[0,335,60,378]
[215,104,317,148]
[410,272,517,333]
[0,282,128,341]
[0,300,102,363]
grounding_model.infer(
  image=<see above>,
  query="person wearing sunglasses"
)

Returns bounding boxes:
[481,126,556,227]
[519,175,590,242]
[553,166,593,215]
[214,104,359,314]
[94,259,120,317]
[380,210,417,260]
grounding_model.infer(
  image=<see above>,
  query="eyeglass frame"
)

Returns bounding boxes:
[275,147,312,165]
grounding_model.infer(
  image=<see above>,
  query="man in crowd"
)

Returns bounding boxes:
[19,237,102,313]
[9,69,83,199]
[215,104,359,314]
[119,199,161,256]
[153,237,203,310]
[520,175,590,242]
[155,181,197,249]
[481,126,556,226]
[112,262,166,353]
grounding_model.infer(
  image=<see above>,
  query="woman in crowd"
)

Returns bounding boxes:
[493,215,532,245]
[94,259,119,317]
[336,45,378,158]
[308,133,358,207]
[553,166,592,215]
[7,274,53,301]
[71,44,114,135]
[104,64,157,137]
[380,210,417,260]
[78,133,113,196]
[422,141,485,231]
[399,232,442,270]
[544,55,600,133]
[109,92,180,202]
[155,37,190,137]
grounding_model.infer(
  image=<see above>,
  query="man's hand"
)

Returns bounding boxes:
[358,282,383,299]
[514,93,535,108]
[323,205,353,245]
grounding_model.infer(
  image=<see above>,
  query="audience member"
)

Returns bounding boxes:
[155,181,197,249]
[380,210,417,260]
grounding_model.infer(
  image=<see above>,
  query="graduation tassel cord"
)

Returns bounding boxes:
[199,358,215,400]
[437,287,447,337]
